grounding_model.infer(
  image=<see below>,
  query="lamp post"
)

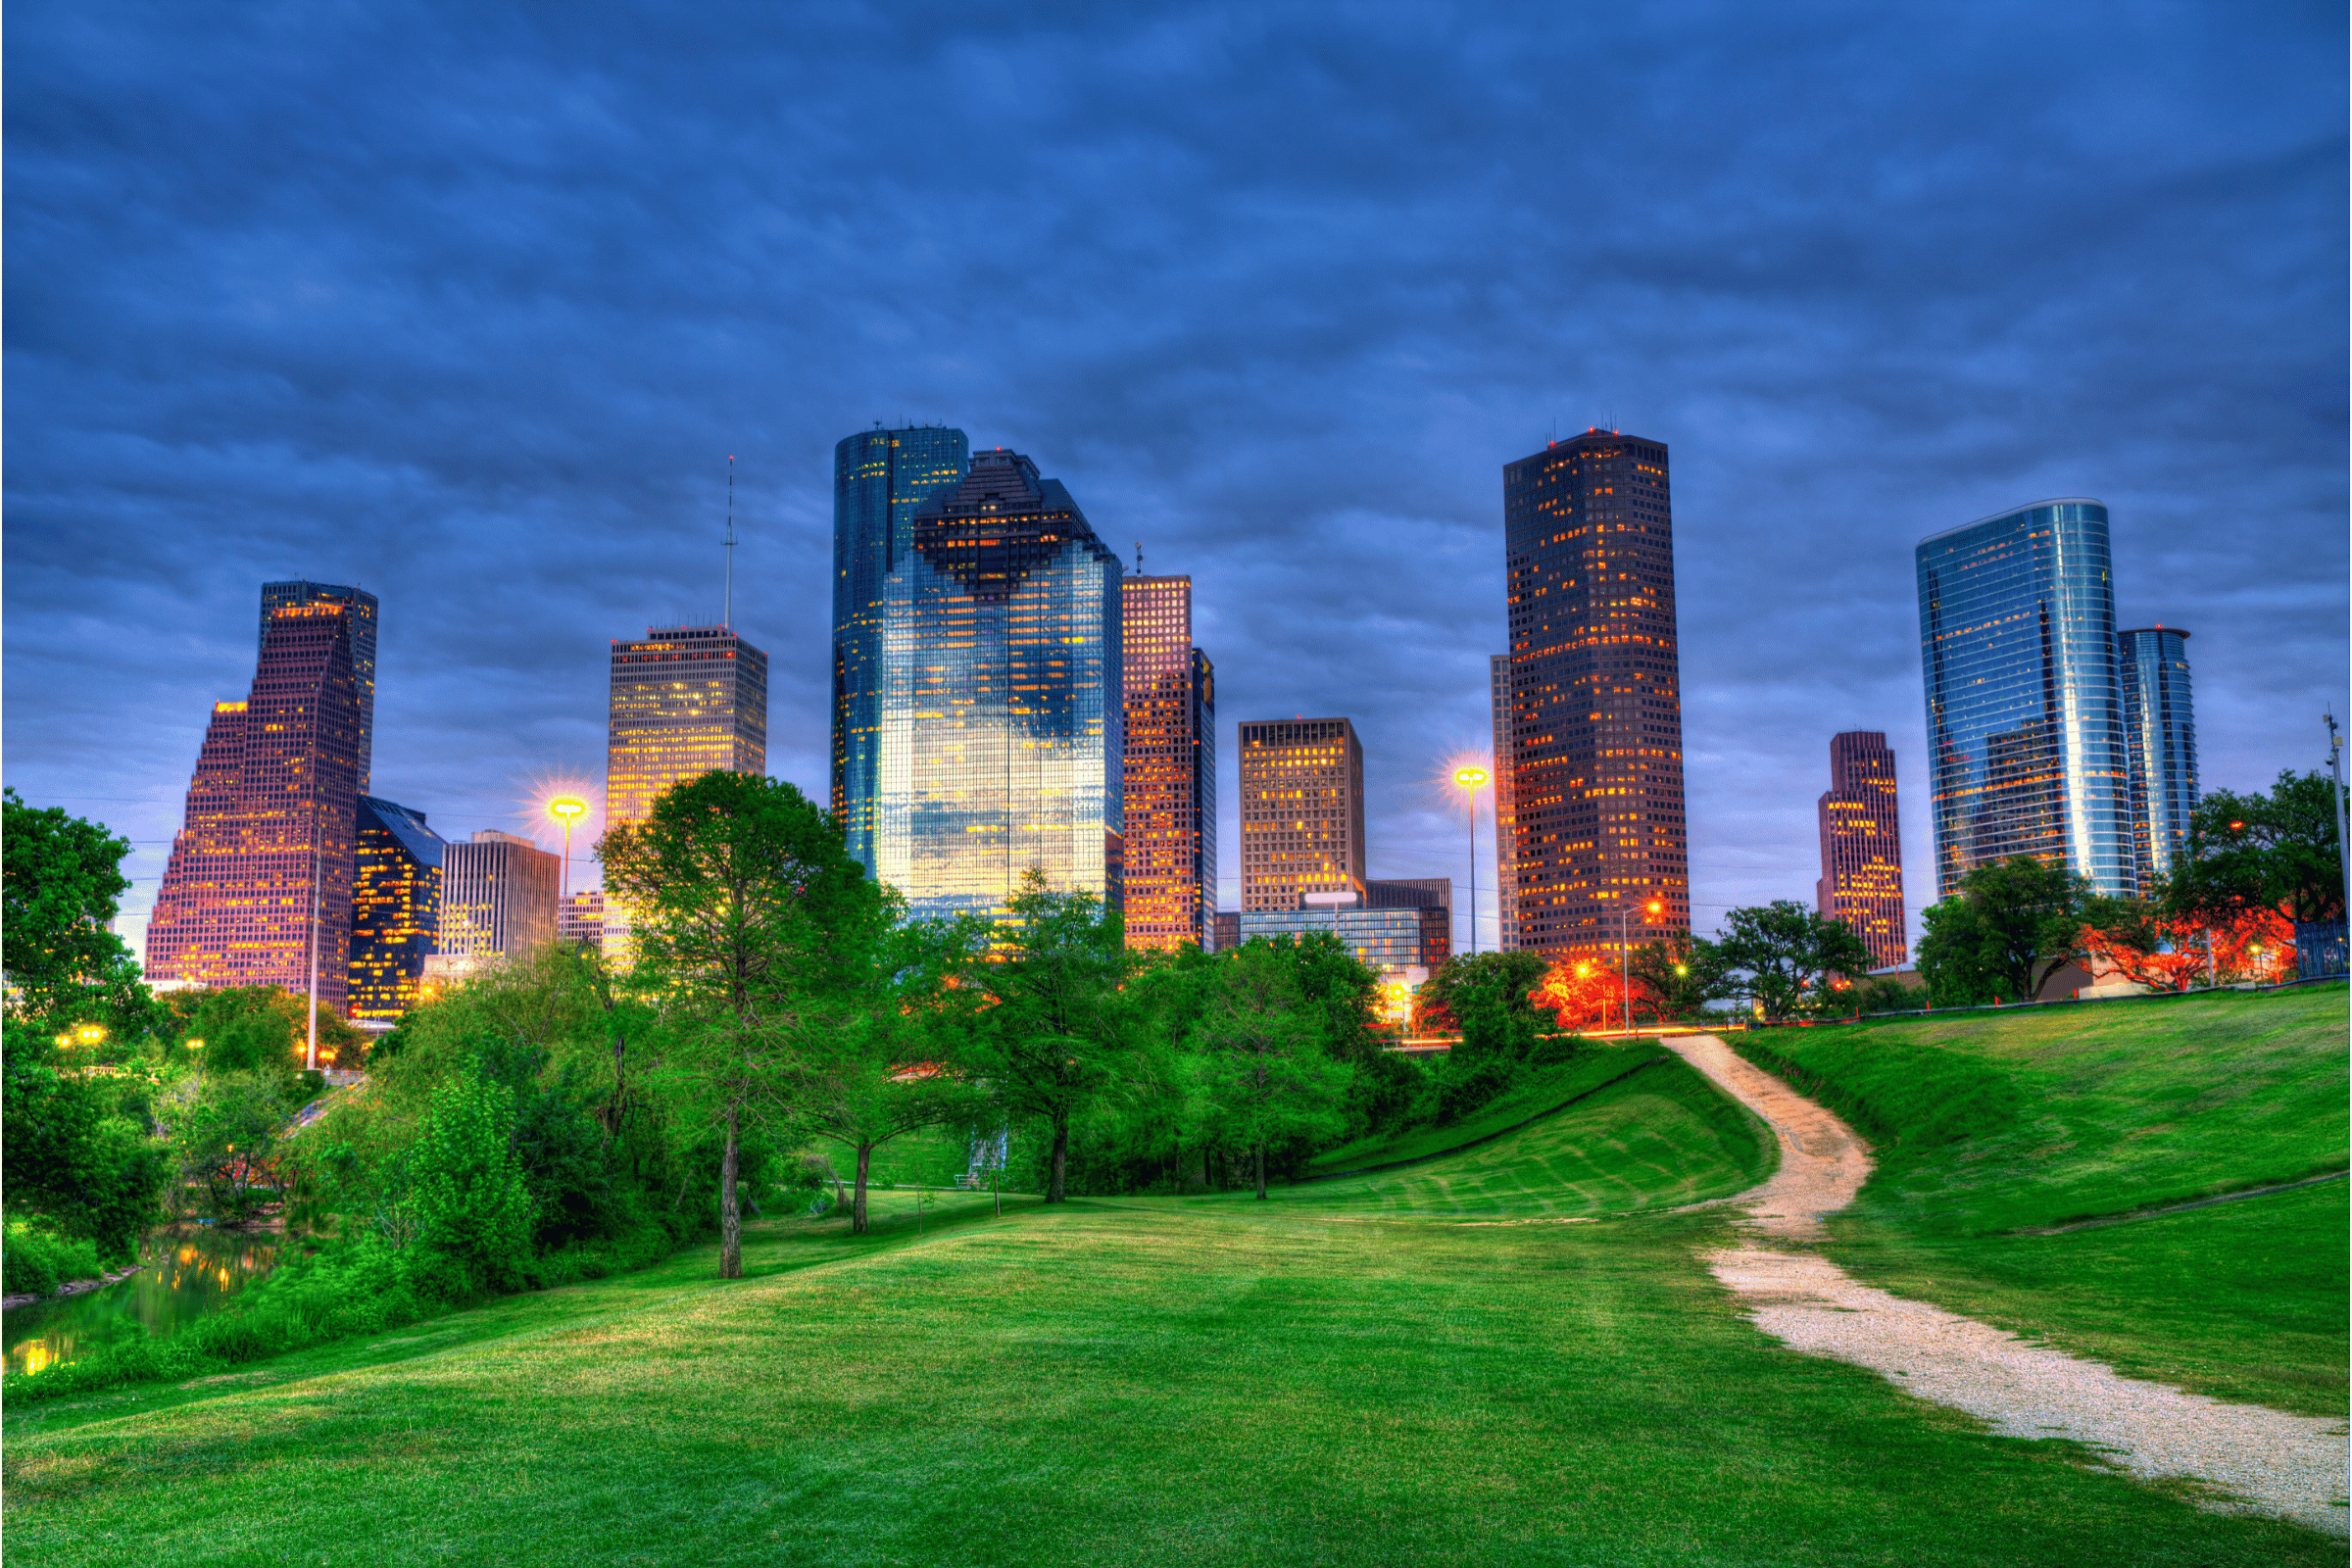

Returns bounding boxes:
[1618,898,1664,1035]
[1454,767,1489,956]
[549,797,588,904]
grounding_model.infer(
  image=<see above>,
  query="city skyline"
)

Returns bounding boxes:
[10,9,2339,966]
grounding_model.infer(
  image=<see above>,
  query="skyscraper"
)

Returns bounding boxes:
[1916,500,2132,898]
[436,830,561,958]
[606,624,769,828]
[2118,626,2197,895]
[349,797,445,1020]
[146,603,363,1010]
[1239,718,1364,911]
[1121,572,1216,950]
[833,425,972,869]
[1501,431,1690,958]
[869,447,1125,918]
[1489,655,1519,952]
[1814,732,1907,970]
[262,581,379,793]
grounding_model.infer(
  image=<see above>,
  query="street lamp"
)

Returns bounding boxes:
[549,797,588,904]
[1618,898,1664,1035]
[1454,767,1489,956]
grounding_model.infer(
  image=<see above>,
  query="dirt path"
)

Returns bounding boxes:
[1660,1033,2349,1538]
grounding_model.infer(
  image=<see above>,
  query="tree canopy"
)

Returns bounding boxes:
[1916,858,2092,1006]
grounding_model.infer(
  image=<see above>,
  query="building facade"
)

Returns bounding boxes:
[146,603,363,1010]
[348,796,445,1020]
[832,425,973,868]
[1367,877,1453,968]
[1489,655,1520,952]
[870,447,1126,918]
[1501,431,1690,958]
[436,830,560,959]
[262,582,379,793]
[1814,732,1907,970]
[1121,574,1217,949]
[606,625,769,828]
[1916,500,2133,898]
[2118,626,2197,896]
[558,890,606,956]
[1210,909,1241,953]
[1239,718,1365,911]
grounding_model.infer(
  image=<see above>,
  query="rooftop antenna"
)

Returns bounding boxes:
[1135,540,1144,575]
[723,455,736,628]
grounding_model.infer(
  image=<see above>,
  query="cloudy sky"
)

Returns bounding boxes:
[8,1,2344,958]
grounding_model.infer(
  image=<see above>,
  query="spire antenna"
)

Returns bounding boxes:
[723,455,736,628]
[1135,540,1144,576]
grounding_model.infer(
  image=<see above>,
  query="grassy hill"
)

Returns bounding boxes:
[1731,984,2349,1415]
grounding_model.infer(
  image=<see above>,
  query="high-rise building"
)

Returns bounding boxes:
[833,425,973,868]
[1121,573,1216,950]
[867,447,1125,918]
[1209,909,1241,954]
[146,603,363,1009]
[1814,733,1907,970]
[1239,718,1365,911]
[1489,655,1519,952]
[1366,877,1453,968]
[606,625,769,828]
[1501,431,1690,957]
[2118,626,2197,895]
[558,890,606,956]
[436,830,560,959]
[348,796,445,1020]
[1916,500,2133,898]
[262,582,379,793]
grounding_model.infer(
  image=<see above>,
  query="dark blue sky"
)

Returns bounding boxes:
[8,2,2344,958]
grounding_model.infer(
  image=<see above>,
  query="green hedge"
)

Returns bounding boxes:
[3,1225,108,1300]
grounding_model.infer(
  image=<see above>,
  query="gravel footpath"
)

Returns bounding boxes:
[1661,1032,2350,1538]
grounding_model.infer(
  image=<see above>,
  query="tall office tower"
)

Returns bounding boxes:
[1367,877,1453,967]
[558,890,606,956]
[2118,626,2197,895]
[262,582,379,792]
[146,603,363,1009]
[348,797,445,1020]
[1239,718,1365,911]
[1489,655,1520,951]
[872,447,1126,918]
[606,625,769,828]
[1916,500,2133,898]
[1501,431,1690,958]
[436,830,560,958]
[1121,573,1217,949]
[832,424,972,868]
[1814,733,1907,970]
[1210,909,1241,953]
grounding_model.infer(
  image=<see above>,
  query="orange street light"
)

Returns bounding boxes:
[1454,767,1491,956]
[549,797,589,903]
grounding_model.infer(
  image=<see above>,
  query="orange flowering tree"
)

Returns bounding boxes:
[1528,960,1660,1033]
[2078,905,2298,992]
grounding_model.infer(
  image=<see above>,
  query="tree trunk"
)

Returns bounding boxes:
[719,1099,743,1279]
[1254,1137,1267,1201]
[1182,1145,1208,1194]
[1048,1113,1069,1203]
[853,1140,873,1235]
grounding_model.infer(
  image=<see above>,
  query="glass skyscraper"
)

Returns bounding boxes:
[349,796,444,1020]
[1814,731,1907,970]
[1121,573,1216,950]
[869,447,1125,919]
[605,624,768,828]
[262,581,378,792]
[1916,500,2132,898]
[2118,626,2197,895]
[832,424,972,869]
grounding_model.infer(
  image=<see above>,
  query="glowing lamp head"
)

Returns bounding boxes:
[2228,820,2245,832]
[1454,767,1489,790]
[549,797,588,824]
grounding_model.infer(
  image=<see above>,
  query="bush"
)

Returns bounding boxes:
[3,1225,106,1299]
[408,1072,536,1299]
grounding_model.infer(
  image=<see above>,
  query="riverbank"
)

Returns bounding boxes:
[1,1263,143,1312]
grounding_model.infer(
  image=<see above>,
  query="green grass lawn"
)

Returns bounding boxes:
[1728,984,2350,1415]
[1304,1043,1669,1174]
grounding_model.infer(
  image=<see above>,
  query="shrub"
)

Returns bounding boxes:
[408,1072,537,1299]
[3,1225,106,1299]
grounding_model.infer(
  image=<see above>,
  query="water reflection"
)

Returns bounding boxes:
[3,1227,280,1377]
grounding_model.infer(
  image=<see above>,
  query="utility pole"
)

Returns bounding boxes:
[2329,708,2351,943]
[305,781,322,1073]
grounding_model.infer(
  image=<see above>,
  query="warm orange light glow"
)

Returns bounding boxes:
[1454,767,1490,790]
[549,797,588,823]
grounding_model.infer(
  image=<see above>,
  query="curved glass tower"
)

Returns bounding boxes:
[832,425,971,870]
[2118,626,2197,895]
[1916,500,2132,899]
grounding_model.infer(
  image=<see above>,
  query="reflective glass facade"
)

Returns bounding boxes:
[1121,575,1216,950]
[1814,732,1907,969]
[437,831,560,957]
[262,582,378,792]
[832,425,972,868]
[1490,655,1519,951]
[1916,501,2132,898]
[873,448,1124,919]
[349,796,444,1020]
[2118,627,2197,895]
[1239,719,1365,910]
[1239,906,1432,971]
[606,625,768,828]
[1502,432,1689,958]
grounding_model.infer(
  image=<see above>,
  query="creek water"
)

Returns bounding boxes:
[3,1227,281,1378]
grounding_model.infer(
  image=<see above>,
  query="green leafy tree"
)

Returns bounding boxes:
[1186,939,1356,1199]
[1411,950,1549,1034]
[599,771,883,1277]
[1713,902,1877,1022]
[956,869,1143,1203]
[408,1071,536,1298]
[2,790,156,1036]
[165,1071,295,1224]
[1626,933,1737,1020]
[2,1023,172,1261]
[1915,858,2093,1006]
[2163,771,2348,927]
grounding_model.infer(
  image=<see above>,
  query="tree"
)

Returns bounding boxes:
[406,1070,537,1298]
[164,1070,295,1224]
[1714,902,1876,1022]
[1626,933,1737,1020]
[2078,901,2296,991]
[1411,951,1548,1034]
[3,1022,172,1260]
[599,771,883,1277]
[170,985,367,1076]
[956,869,1142,1203]
[1186,939,1352,1200]
[2164,771,2348,928]
[2,790,155,1034]
[1915,858,2092,1006]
